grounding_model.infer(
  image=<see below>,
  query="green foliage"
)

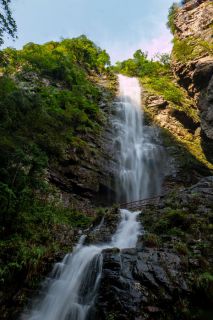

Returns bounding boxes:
[151,208,195,235]
[196,272,213,303]
[173,37,195,62]
[114,50,169,78]
[0,0,17,46]
[173,36,213,63]
[167,3,179,34]
[155,53,171,66]
[115,49,187,107]
[175,242,189,255]
[0,199,94,284]
[143,233,161,247]
[144,76,184,104]
[0,36,112,288]
[0,36,110,227]
[2,35,110,77]
[107,313,117,320]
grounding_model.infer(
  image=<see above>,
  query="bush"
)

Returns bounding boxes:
[175,242,189,255]
[167,3,179,34]
[196,272,213,303]
[173,37,195,62]
[145,76,184,104]
[143,233,161,247]
[173,37,213,63]
[166,209,189,229]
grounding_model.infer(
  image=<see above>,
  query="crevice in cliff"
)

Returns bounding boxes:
[171,0,213,163]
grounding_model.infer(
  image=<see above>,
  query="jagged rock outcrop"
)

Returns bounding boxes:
[143,91,212,191]
[94,176,213,320]
[48,78,116,209]
[172,0,213,161]
[47,76,117,208]
[174,0,212,41]
[95,247,189,320]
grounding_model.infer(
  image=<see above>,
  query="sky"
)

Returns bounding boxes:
[3,0,175,63]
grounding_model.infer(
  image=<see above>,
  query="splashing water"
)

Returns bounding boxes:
[23,210,141,320]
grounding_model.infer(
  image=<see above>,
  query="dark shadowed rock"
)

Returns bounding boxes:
[94,247,189,320]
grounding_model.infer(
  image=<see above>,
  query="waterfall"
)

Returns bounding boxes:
[113,74,165,202]
[22,210,141,320]
[22,75,164,320]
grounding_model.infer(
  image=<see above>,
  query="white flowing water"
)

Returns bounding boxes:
[23,75,164,320]
[113,74,165,202]
[23,210,141,320]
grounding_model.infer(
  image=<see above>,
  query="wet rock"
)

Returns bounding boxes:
[189,176,213,195]
[146,306,160,313]
[85,209,120,244]
[95,247,189,319]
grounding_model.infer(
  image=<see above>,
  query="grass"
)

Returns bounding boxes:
[172,36,213,63]
[144,104,213,170]
[141,76,183,104]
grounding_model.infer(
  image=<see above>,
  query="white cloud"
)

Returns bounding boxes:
[107,25,173,64]
[139,31,173,59]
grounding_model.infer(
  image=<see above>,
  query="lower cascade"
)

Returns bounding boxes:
[24,210,141,320]
[23,75,164,320]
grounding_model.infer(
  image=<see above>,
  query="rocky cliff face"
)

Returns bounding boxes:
[48,75,117,209]
[172,0,213,162]
[94,177,213,320]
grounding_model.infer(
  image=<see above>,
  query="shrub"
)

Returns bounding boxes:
[173,37,196,62]
[166,209,189,229]
[145,76,184,104]
[167,3,179,34]
[196,272,213,303]
[143,233,161,247]
[175,242,189,255]
[173,37,213,62]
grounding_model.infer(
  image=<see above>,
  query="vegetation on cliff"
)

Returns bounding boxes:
[167,0,213,63]
[141,177,213,319]
[167,2,179,35]
[113,49,213,172]
[0,36,114,305]
[113,50,197,119]
[1,1,212,319]
[114,0,213,171]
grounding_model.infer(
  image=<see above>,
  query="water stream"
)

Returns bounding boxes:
[113,74,165,202]
[23,75,164,320]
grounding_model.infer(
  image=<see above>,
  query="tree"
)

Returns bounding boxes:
[97,49,110,72]
[167,2,179,34]
[133,49,148,62]
[155,53,171,66]
[0,0,17,46]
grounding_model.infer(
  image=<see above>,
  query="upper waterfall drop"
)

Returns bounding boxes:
[113,74,165,203]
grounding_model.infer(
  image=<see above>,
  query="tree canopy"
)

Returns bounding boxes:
[0,0,17,46]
